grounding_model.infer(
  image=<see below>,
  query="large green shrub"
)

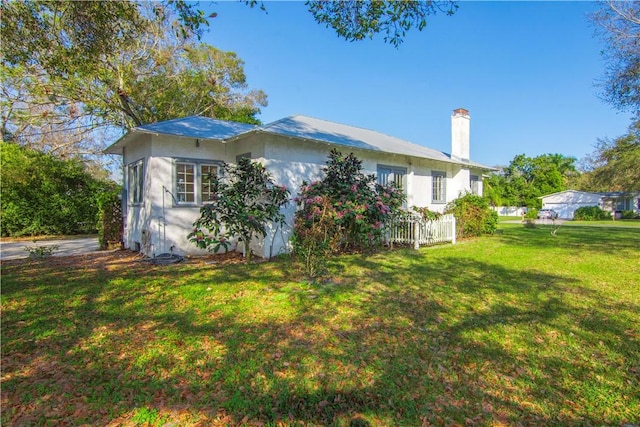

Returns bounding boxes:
[0,142,116,237]
[445,193,498,238]
[525,208,539,220]
[620,210,638,220]
[294,150,404,251]
[97,190,123,249]
[573,206,611,221]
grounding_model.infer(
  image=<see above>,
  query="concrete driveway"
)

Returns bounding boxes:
[0,237,100,261]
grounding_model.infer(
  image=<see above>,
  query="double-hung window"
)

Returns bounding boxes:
[377,165,406,190]
[200,164,218,202]
[129,160,144,205]
[176,162,196,203]
[377,165,407,208]
[432,171,446,203]
[174,160,220,205]
[470,175,480,195]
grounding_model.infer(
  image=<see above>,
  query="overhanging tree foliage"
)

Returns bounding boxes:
[591,0,640,118]
[1,0,208,77]
[579,120,640,192]
[1,1,266,159]
[188,158,290,262]
[305,0,458,47]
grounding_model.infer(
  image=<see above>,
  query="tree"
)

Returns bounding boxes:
[485,154,579,207]
[0,1,208,77]
[591,0,640,117]
[188,158,290,262]
[579,120,640,191]
[1,1,265,159]
[483,172,507,207]
[305,0,458,47]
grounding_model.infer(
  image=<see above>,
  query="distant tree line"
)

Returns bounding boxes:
[484,134,639,209]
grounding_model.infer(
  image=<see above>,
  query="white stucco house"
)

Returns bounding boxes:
[540,190,640,219]
[105,108,495,258]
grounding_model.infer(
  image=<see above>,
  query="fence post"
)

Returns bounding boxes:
[413,218,420,250]
[451,215,456,244]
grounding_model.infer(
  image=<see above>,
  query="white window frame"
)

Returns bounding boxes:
[128,159,144,206]
[173,159,221,205]
[377,165,407,190]
[377,165,407,208]
[470,175,480,195]
[432,171,446,204]
[200,164,219,203]
[175,161,196,204]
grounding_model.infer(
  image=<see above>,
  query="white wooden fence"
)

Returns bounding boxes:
[388,213,456,249]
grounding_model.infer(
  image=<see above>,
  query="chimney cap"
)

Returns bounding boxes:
[453,108,469,116]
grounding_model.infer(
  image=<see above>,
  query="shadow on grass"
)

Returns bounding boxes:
[498,222,640,255]
[1,245,639,425]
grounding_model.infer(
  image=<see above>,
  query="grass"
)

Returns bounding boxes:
[1,223,639,426]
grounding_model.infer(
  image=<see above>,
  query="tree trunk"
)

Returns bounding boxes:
[244,238,251,263]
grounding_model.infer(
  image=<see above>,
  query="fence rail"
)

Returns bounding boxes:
[388,213,456,249]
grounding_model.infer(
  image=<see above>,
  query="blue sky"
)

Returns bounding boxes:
[200,1,634,167]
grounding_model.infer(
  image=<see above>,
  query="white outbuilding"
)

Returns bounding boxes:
[539,190,603,219]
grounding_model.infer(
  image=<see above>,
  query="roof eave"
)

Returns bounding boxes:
[103,127,234,155]
[257,129,495,169]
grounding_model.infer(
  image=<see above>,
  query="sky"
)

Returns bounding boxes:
[198,1,634,168]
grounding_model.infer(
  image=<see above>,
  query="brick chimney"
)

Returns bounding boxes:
[451,108,470,161]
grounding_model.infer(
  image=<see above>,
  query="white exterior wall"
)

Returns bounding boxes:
[492,206,527,217]
[450,167,470,201]
[121,132,487,259]
[122,135,152,252]
[123,134,269,256]
[257,136,479,257]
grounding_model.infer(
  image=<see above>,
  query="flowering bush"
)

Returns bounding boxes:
[188,158,289,262]
[292,150,404,272]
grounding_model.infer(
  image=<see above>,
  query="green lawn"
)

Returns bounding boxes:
[2,223,639,426]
